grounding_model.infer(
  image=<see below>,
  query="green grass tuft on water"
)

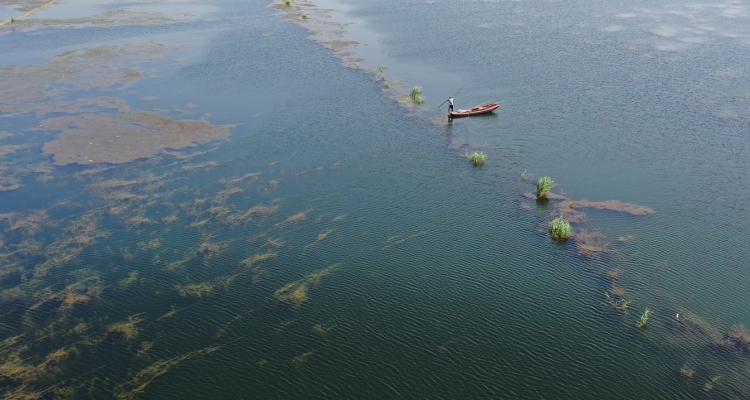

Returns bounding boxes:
[637,308,653,328]
[537,176,553,199]
[411,86,424,104]
[469,151,486,165]
[549,216,571,240]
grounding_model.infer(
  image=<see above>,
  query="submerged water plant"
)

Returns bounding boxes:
[636,308,653,329]
[549,216,571,240]
[604,292,631,311]
[537,176,553,199]
[410,86,424,104]
[469,151,486,165]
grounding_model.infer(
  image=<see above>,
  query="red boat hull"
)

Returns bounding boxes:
[449,103,500,118]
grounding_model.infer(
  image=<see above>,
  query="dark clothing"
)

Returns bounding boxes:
[449,105,454,112]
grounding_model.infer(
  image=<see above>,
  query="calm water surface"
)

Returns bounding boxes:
[1,0,749,398]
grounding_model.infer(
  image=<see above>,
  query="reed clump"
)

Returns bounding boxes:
[410,86,424,105]
[680,364,694,378]
[636,308,653,329]
[549,216,571,240]
[469,151,486,165]
[537,176,553,199]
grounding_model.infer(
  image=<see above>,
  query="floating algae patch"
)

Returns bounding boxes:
[11,7,193,32]
[241,251,277,268]
[304,229,333,250]
[119,271,141,288]
[570,200,656,216]
[291,350,315,369]
[0,97,130,118]
[0,42,186,105]
[311,320,336,337]
[0,145,21,158]
[113,345,218,399]
[37,112,234,165]
[275,210,309,229]
[181,161,219,171]
[175,282,214,298]
[0,344,79,399]
[224,204,279,225]
[220,172,260,186]
[272,264,338,307]
[574,229,613,257]
[212,187,243,203]
[108,315,144,343]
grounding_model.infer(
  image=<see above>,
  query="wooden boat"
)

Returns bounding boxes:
[449,103,499,118]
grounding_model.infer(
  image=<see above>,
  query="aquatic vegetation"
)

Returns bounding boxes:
[311,320,336,337]
[606,269,624,281]
[604,292,631,311]
[0,345,79,399]
[225,204,279,225]
[175,283,214,298]
[704,376,721,392]
[265,237,285,248]
[126,216,153,228]
[609,286,625,298]
[137,239,161,250]
[291,350,314,369]
[713,324,750,353]
[136,341,154,360]
[680,364,694,378]
[549,216,571,240]
[275,211,308,229]
[4,210,49,236]
[305,230,334,250]
[574,229,611,257]
[570,200,656,215]
[636,308,653,329]
[181,161,219,171]
[410,86,424,104]
[113,346,218,399]
[213,187,243,203]
[241,251,277,268]
[36,112,235,165]
[156,306,179,321]
[273,264,338,307]
[108,315,143,342]
[301,13,308,19]
[537,176,553,199]
[0,42,185,105]
[220,172,260,186]
[618,235,635,242]
[468,151,486,165]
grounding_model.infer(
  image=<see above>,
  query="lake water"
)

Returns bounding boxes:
[1,0,749,398]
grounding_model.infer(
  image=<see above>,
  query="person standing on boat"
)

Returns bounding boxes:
[447,96,454,113]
